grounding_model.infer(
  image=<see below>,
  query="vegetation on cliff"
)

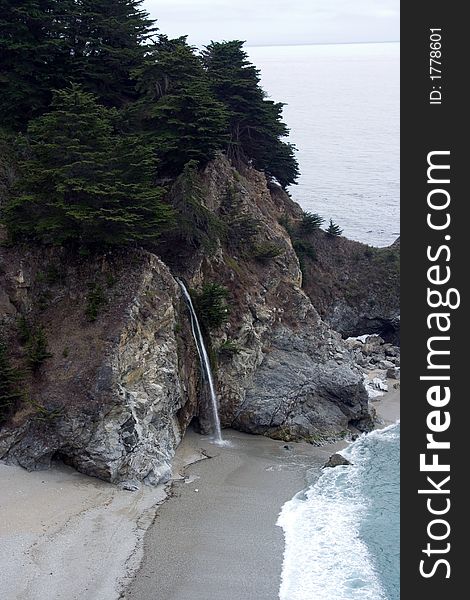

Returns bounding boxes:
[0,1,299,249]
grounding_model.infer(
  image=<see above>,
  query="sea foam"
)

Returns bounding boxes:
[277,423,400,600]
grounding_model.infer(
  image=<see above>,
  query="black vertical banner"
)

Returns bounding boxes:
[401,3,466,599]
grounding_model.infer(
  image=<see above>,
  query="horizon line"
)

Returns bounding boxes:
[246,39,400,49]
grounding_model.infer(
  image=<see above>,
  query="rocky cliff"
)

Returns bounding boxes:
[0,156,398,486]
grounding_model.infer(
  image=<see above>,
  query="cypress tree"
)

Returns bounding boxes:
[64,0,157,107]
[134,35,229,175]
[202,40,299,188]
[0,0,69,129]
[2,86,174,247]
[0,0,156,129]
[168,160,223,248]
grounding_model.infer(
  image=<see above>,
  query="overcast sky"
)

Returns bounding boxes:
[143,0,399,47]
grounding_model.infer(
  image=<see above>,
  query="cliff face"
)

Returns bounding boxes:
[0,156,396,485]
[0,250,200,486]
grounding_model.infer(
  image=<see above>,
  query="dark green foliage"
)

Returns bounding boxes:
[300,211,324,233]
[326,219,343,237]
[17,316,31,345]
[63,0,157,107]
[253,241,284,263]
[203,40,299,188]
[293,239,317,261]
[226,215,260,250]
[134,36,228,174]
[278,215,293,234]
[0,0,68,129]
[193,283,230,330]
[0,0,156,129]
[85,284,107,322]
[169,161,224,249]
[220,185,260,250]
[218,339,241,358]
[0,339,23,421]
[26,326,52,371]
[29,400,63,421]
[3,86,174,247]
[2,5,301,252]
[0,129,19,207]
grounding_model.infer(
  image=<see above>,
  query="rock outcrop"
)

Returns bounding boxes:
[0,156,396,484]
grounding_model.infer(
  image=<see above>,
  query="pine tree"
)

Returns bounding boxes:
[2,86,174,247]
[202,41,299,188]
[134,35,228,175]
[326,219,343,237]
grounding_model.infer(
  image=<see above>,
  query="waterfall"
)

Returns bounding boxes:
[177,279,223,444]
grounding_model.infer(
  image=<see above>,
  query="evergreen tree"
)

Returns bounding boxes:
[134,35,228,175]
[300,211,324,233]
[202,40,299,188]
[0,0,156,129]
[168,160,223,248]
[2,86,174,247]
[326,219,343,237]
[0,0,69,129]
[64,0,157,107]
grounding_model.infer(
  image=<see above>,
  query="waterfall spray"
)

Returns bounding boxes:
[177,279,223,443]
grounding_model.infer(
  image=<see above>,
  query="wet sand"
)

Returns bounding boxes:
[0,387,399,600]
[0,463,166,600]
[125,387,400,600]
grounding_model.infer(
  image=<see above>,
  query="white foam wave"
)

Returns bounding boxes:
[277,424,399,600]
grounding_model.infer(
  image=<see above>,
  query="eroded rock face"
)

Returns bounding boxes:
[178,157,373,442]
[0,156,393,484]
[0,253,198,486]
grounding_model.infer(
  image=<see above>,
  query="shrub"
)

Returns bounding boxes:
[193,283,230,330]
[300,211,324,233]
[253,242,284,263]
[85,284,107,322]
[0,339,23,421]
[293,239,317,261]
[326,219,343,237]
[17,316,31,345]
[226,214,260,250]
[26,326,52,371]
[218,339,241,359]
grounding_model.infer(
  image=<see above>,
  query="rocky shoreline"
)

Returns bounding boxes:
[0,156,400,488]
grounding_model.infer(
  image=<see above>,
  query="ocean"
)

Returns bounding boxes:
[247,42,400,599]
[277,423,400,600]
[248,42,400,247]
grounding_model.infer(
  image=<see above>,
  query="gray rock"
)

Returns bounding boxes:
[387,367,401,380]
[324,453,352,468]
[378,359,395,370]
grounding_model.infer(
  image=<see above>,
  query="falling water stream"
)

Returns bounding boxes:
[177,279,223,444]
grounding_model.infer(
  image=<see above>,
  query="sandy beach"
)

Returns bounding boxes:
[0,385,399,600]
[0,463,167,600]
[125,387,400,600]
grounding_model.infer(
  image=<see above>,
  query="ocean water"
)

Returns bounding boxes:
[248,43,400,247]
[277,423,400,600]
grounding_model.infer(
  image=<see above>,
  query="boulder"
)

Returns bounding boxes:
[324,453,352,468]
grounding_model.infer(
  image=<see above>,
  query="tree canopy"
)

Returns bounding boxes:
[1,2,300,249]
[3,86,174,247]
[203,40,299,188]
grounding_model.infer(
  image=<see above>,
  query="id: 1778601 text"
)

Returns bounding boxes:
[429,28,443,105]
